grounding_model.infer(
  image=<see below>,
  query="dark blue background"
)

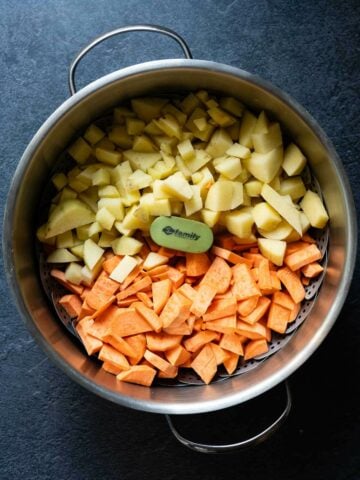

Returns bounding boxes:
[1,1,359,479]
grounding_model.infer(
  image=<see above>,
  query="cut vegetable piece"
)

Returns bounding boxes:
[50,269,84,296]
[76,318,103,355]
[202,297,237,321]
[183,330,219,352]
[98,344,130,371]
[112,236,143,256]
[146,332,183,352]
[160,292,192,328]
[144,350,177,377]
[244,339,269,360]
[116,365,156,386]
[224,210,254,239]
[109,255,138,283]
[237,296,259,317]
[68,137,92,164]
[46,199,95,238]
[204,314,237,334]
[261,184,302,235]
[59,294,82,318]
[300,190,329,229]
[108,307,153,337]
[219,333,244,356]
[301,262,324,278]
[83,239,104,271]
[232,263,261,301]
[267,302,290,334]
[239,296,271,325]
[258,238,286,267]
[152,279,172,314]
[245,147,283,183]
[133,302,162,332]
[282,143,307,176]
[185,252,211,277]
[253,202,282,231]
[206,128,233,157]
[284,244,322,271]
[223,351,240,374]
[47,248,80,263]
[165,344,192,366]
[162,171,193,201]
[205,180,234,212]
[86,271,119,310]
[191,344,217,384]
[277,267,305,303]
[117,276,152,301]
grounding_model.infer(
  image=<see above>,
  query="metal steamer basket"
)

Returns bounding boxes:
[3,26,357,453]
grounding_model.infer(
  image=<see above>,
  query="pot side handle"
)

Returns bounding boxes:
[165,381,292,454]
[68,24,193,95]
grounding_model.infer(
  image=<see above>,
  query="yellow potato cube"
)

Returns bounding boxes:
[140,193,171,216]
[84,124,105,145]
[300,190,329,228]
[51,173,67,191]
[245,147,283,183]
[193,117,207,131]
[154,114,182,139]
[108,126,133,149]
[88,221,103,238]
[279,177,306,200]
[207,107,236,127]
[56,230,75,248]
[110,255,138,283]
[201,209,221,227]
[126,169,152,191]
[251,122,282,154]
[131,97,168,122]
[163,172,193,201]
[261,184,302,235]
[283,143,307,176]
[70,244,84,259]
[213,156,242,179]
[132,134,157,153]
[162,103,187,125]
[177,138,195,162]
[98,231,117,248]
[143,252,169,271]
[95,148,122,166]
[67,137,92,164]
[92,168,110,187]
[226,142,251,159]
[123,150,161,172]
[253,202,282,231]
[111,236,143,255]
[205,180,234,212]
[258,238,286,266]
[96,207,115,230]
[239,110,257,148]
[183,149,211,174]
[46,199,95,238]
[184,185,203,217]
[180,93,201,115]
[98,185,120,198]
[47,248,80,263]
[98,198,124,221]
[225,209,254,238]
[219,97,244,117]
[65,262,83,285]
[126,117,145,135]
[244,179,264,197]
[206,128,233,158]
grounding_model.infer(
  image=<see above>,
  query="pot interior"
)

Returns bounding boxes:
[4,60,356,414]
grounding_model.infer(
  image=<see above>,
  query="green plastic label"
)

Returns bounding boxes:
[150,216,214,253]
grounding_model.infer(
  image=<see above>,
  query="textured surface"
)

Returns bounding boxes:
[1,0,360,478]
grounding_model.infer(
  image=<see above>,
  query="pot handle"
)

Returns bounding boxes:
[165,381,292,454]
[68,24,193,95]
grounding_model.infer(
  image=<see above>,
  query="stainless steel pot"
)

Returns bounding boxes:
[3,25,357,452]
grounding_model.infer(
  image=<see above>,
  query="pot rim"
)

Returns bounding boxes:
[3,59,357,414]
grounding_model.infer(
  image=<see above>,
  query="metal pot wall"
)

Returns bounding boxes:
[3,25,357,450]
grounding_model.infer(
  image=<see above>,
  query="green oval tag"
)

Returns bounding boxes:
[150,216,214,253]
